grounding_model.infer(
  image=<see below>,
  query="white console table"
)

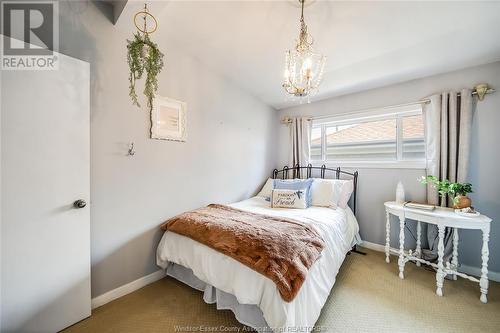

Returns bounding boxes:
[384,201,492,303]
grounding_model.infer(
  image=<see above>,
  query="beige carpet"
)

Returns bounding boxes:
[63,248,500,333]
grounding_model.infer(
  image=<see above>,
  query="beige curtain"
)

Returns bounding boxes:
[289,117,311,167]
[424,88,473,205]
[422,89,473,262]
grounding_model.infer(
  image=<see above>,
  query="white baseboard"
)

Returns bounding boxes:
[360,240,391,253]
[360,240,500,283]
[91,269,166,309]
[459,264,500,283]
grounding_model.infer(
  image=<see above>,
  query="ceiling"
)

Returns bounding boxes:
[116,1,500,110]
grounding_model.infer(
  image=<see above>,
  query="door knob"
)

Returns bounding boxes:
[73,199,87,209]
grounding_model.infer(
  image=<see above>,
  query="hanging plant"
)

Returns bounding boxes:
[127,32,164,110]
[127,4,164,110]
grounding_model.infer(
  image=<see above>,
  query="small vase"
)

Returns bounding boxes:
[453,195,471,209]
[396,181,405,204]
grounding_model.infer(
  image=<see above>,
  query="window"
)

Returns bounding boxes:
[310,105,425,168]
[402,115,425,160]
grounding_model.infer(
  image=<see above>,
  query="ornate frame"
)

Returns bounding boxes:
[150,96,187,142]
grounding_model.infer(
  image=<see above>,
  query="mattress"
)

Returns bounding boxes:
[157,196,360,332]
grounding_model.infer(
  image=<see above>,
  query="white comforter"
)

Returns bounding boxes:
[157,196,359,331]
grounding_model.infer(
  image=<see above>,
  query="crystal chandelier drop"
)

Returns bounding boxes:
[282,0,326,101]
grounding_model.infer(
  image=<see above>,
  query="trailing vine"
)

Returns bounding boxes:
[127,32,164,110]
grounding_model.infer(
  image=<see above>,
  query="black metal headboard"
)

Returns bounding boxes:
[271,164,359,215]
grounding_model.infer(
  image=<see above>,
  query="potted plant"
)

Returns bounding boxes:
[419,175,473,209]
[127,32,164,110]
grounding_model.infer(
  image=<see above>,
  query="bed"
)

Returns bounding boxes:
[156,165,361,332]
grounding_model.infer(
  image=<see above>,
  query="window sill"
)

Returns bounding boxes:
[310,160,426,170]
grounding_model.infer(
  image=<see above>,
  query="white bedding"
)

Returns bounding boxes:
[156,196,360,331]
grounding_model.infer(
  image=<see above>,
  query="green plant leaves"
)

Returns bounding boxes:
[127,33,164,110]
[419,175,473,198]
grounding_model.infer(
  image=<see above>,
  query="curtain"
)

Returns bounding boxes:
[421,89,473,263]
[289,117,311,167]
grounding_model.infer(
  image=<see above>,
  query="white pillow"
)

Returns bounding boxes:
[310,178,354,209]
[332,179,354,209]
[271,189,307,209]
[256,178,273,198]
[310,179,337,208]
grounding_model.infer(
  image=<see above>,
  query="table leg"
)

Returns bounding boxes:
[436,225,445,296]
[398,215,405,279]
[480,226,490,304]
[416,221,422,267]
[385,211,390,263]
[452,228,459,280]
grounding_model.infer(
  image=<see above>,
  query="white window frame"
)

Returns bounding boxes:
[310,104,426,169]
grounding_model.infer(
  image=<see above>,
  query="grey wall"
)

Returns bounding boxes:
[277,61,500,273]
[57,2,278,297]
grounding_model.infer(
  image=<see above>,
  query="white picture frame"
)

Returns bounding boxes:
[150,96,187,142]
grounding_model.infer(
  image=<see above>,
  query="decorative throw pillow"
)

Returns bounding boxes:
[271,189,308,209]
[273,178,313,207]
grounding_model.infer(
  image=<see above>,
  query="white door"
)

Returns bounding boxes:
[1,50,90,332]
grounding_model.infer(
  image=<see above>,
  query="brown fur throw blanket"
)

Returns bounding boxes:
[160,204,325,302]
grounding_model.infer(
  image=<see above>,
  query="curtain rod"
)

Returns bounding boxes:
[419,86,495,104]
[282,84,495,124]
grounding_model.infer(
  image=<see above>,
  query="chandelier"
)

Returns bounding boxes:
[282,0,326,100]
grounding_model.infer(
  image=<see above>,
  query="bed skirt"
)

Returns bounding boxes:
[164,234,362,332]
[166,262,271,331]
